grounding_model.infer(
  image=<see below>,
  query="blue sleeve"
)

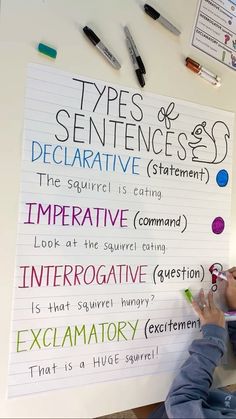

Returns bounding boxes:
[165,325,227,419]
[228,321,236,355]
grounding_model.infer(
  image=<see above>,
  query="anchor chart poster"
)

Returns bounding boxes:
[8,64,234,397]
[192,0,236,70]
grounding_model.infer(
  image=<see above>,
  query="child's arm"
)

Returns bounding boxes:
[225,270,236,354]
[165,291,226,419]
[228,321,236,355]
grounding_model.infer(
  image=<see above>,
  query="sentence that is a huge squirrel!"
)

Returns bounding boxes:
[188,120,230,164]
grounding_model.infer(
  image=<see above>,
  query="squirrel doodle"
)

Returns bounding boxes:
[188,121,230,164]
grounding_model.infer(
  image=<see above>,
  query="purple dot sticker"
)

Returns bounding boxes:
[212,217,225,234]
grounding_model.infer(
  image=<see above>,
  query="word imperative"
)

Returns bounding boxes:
[16,320,139,352]
[24,203,129,227]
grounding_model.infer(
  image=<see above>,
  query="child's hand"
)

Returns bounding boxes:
[192,289,225,328]
[225,269,236,310]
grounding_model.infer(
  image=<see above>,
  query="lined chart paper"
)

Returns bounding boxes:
[8,63,234,398]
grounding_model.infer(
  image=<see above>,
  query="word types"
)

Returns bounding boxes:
[24,202,129,227]
[71,79,145,120]
[18,264,148,288]
[16,320,139,352]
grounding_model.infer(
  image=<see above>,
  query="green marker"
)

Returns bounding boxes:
[184,288,193,303]
[38,43,57,59]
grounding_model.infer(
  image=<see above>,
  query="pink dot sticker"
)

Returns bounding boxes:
[212,217,225,234]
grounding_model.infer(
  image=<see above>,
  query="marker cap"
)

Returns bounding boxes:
[184,289,193,303]
[136,56,146,74]
[135,68,145,87]
[186,57,200,73]
[144,4,160,20]
[83,26,100,46]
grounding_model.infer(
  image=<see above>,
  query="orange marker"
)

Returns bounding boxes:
[186,57,221,87]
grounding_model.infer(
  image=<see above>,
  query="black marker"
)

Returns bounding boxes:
[83,26,121,69]
[126,37,145,87]
[144,4,181,36]
[124,26,146,74]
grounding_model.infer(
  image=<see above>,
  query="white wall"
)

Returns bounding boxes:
[0,0,236,417]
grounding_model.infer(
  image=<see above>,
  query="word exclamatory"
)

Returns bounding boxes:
[16,320,139,352]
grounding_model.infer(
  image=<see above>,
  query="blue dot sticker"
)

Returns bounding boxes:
[216,169,229,187]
